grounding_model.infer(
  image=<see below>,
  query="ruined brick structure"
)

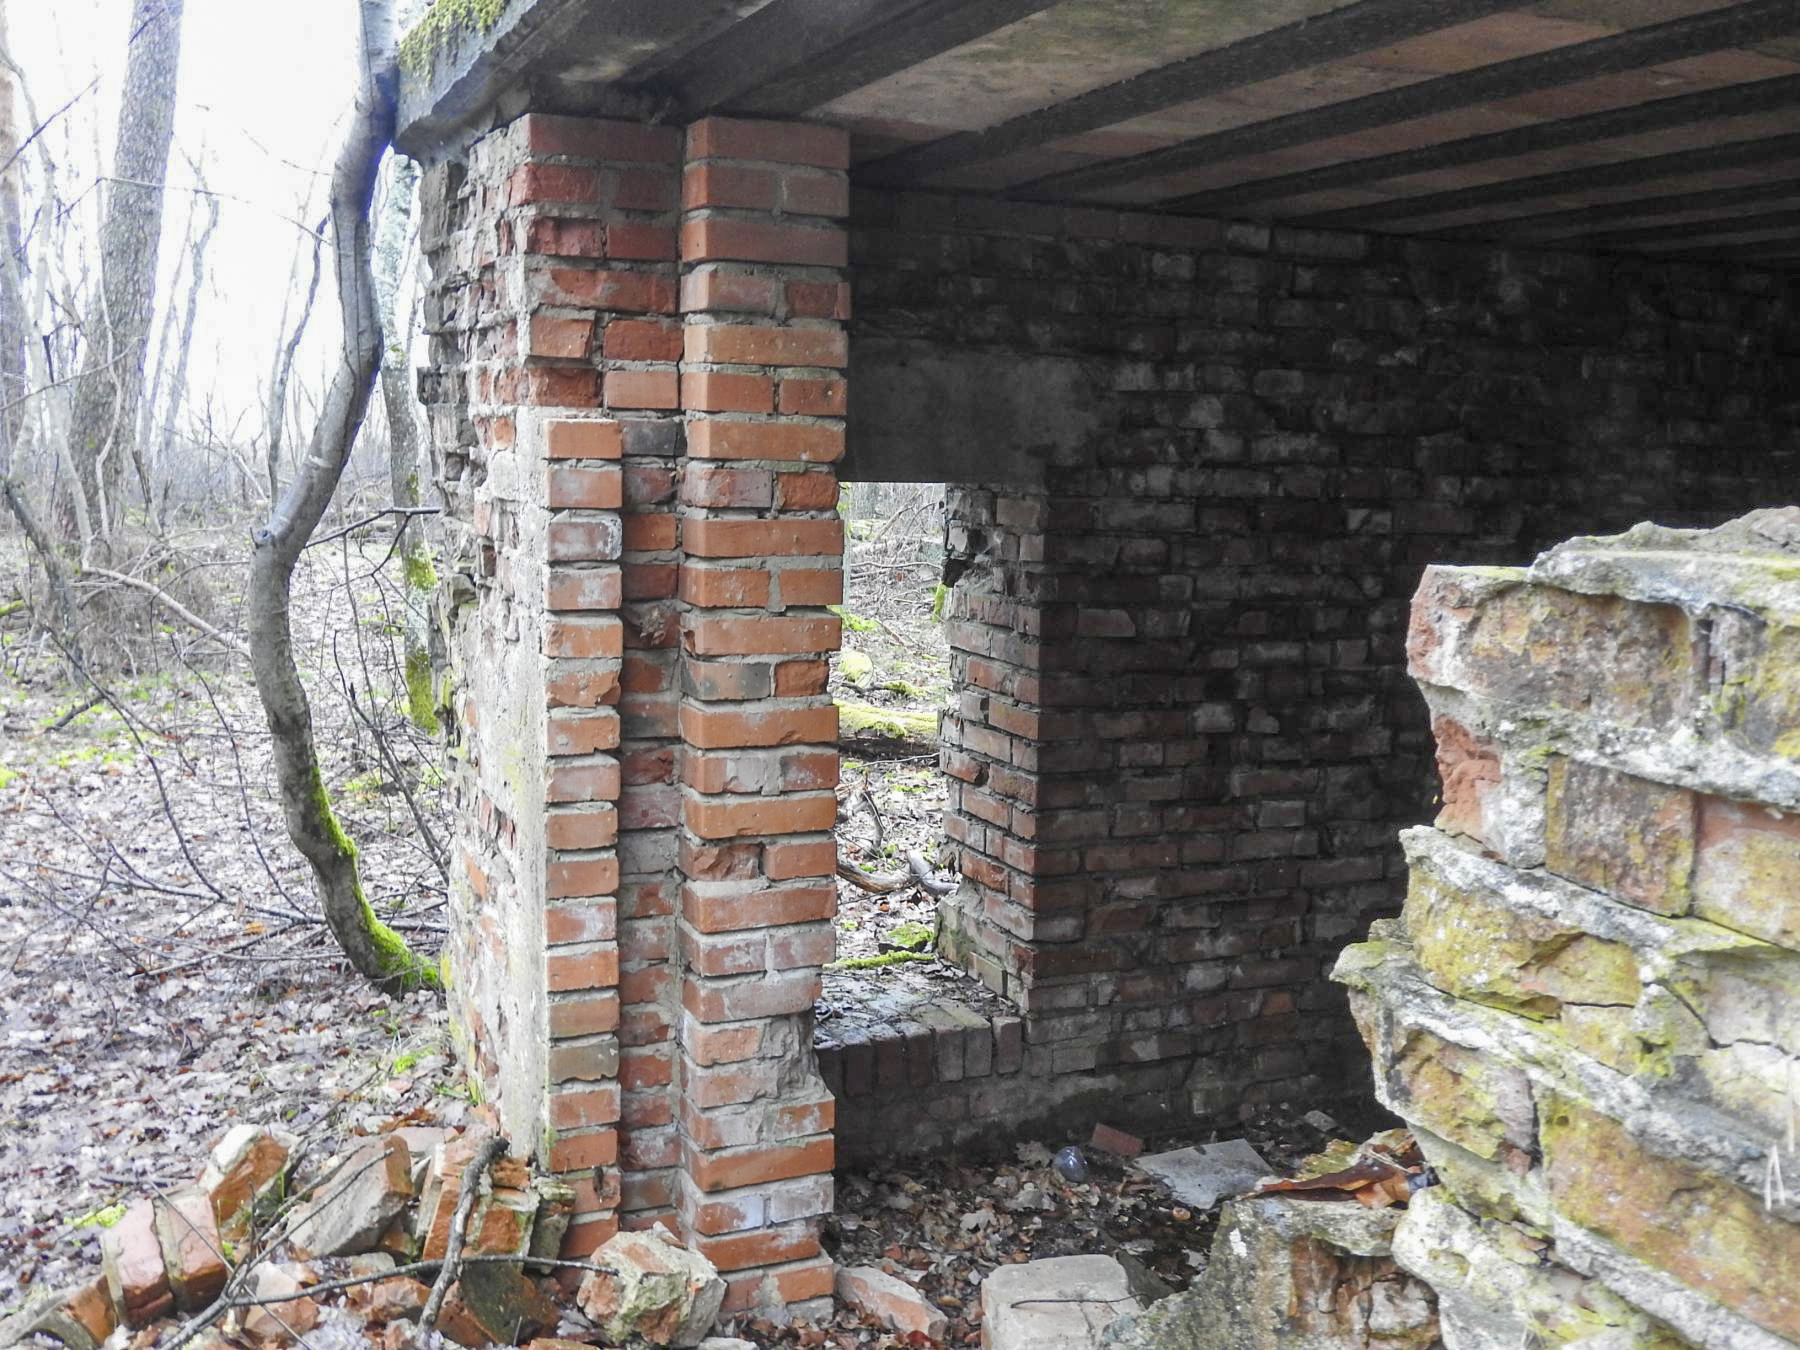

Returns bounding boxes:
[1339,511,1800,1346]
[398,0,1800,1321]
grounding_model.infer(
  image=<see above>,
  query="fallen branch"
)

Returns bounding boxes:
[79,564,249,659]
[835,849,958,897]
[419,1133,507,1332]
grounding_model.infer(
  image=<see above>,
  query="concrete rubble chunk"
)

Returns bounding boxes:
[1135,1139,1270,1212]
[982,1254,1144,1350]
[836,1264,948,1341]
[575,1229,727,1348]
[1100,1196,1435,1350]
[100,1200,174,1327]
[200,1123,292,1240]
[154,1188,229,1312]
[288,1135,414,1259]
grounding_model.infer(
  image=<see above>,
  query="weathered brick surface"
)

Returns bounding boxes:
[1337,511,1800,1349]
[851,188,1800,1129]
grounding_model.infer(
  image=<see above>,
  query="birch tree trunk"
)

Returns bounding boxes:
[247,0,438,997]
[63,0,185,549]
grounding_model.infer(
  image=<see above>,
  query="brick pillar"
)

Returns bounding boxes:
[520,114,686,1255]
[424,110,685,1260]
[674,116,849,1316]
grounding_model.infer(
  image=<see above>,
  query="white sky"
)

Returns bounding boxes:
[14,0,373,434]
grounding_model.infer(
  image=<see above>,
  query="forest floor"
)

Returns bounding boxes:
[0,505,1347,1349]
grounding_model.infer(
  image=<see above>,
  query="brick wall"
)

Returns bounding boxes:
[849,189,1800,1132]
[1338,510,1800,1346]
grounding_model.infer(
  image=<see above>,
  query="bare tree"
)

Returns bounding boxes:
[154,167,219,515]
[0,0,81,657]
[62,0,185,550]
[264,210,325,500]
[247,0,438,996]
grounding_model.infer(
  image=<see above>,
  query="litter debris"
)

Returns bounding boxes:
[1089,1124,1144,1159]
[1053,1146,1090,1183]
[1249,1130,1426,1209]
[1134,1138,1271,1212]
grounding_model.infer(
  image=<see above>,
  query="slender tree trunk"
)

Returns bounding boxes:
[157,180,218,506]
[63,0,185,549]
[0,0,80,660]
[265,213,325,501]
[248,0,437,998]
[371,156,436,732]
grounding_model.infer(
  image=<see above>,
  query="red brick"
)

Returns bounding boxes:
[603,318,683,362]
[785,280,851,320]
[681,881,835,932]
[682,268,779,315]
[550,1130,619,1172]
[523,367,600,406]
[776,567,842,607]
[687,420,843,463]
[547,268,677,314]
[547,806,619,850]
[510,163,600,205]
[681,565,772,608]
[528,314,593,360]
[547,617,624,659]
[524,217,604,258]
[605,369,679,410]
[547,946,620,992]
[693,1225,822,1273]
[682,464,773,509]
[622,512,678,551]
[682,371,774,413]
[546,899,617,944]
[547,464,624,510]
[550,993,620,1039]
[620,1046,674,1090]
[687,117,850,170]
[777,377,845,416]
[683,162,778,212]
[682,969,823,1022]
[684,793,837,839]
[547,709,621,754]
[681,703,838,749]
[548,1085,622,1130]
[522,114,680,164]
[546,420,622,459]
[679,211,842,273]
[683,517,843,558]
[548,857,620,900]
[623,464,677,506]
[686,614,840,657]
[546,668,622,708]
[547,565,623,611]
[548,760,622,804]
[606,222,677,260]
[623,561,679,600]
[549,516,623,562]
[775,471,838,510]
[688,1136,834,1192]
[609,166,679,211]
[684,324,847,369]
[774,659,830,697]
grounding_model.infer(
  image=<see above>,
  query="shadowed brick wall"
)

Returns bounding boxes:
[846,188,1800,1139]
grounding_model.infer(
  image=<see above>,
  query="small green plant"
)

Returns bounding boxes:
[71,1202,127,1230]
[884,921,934,952]
[829,605,879,633]
[391,1050,422,1074]
[825,951,935,972]
[931,583,951,621]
